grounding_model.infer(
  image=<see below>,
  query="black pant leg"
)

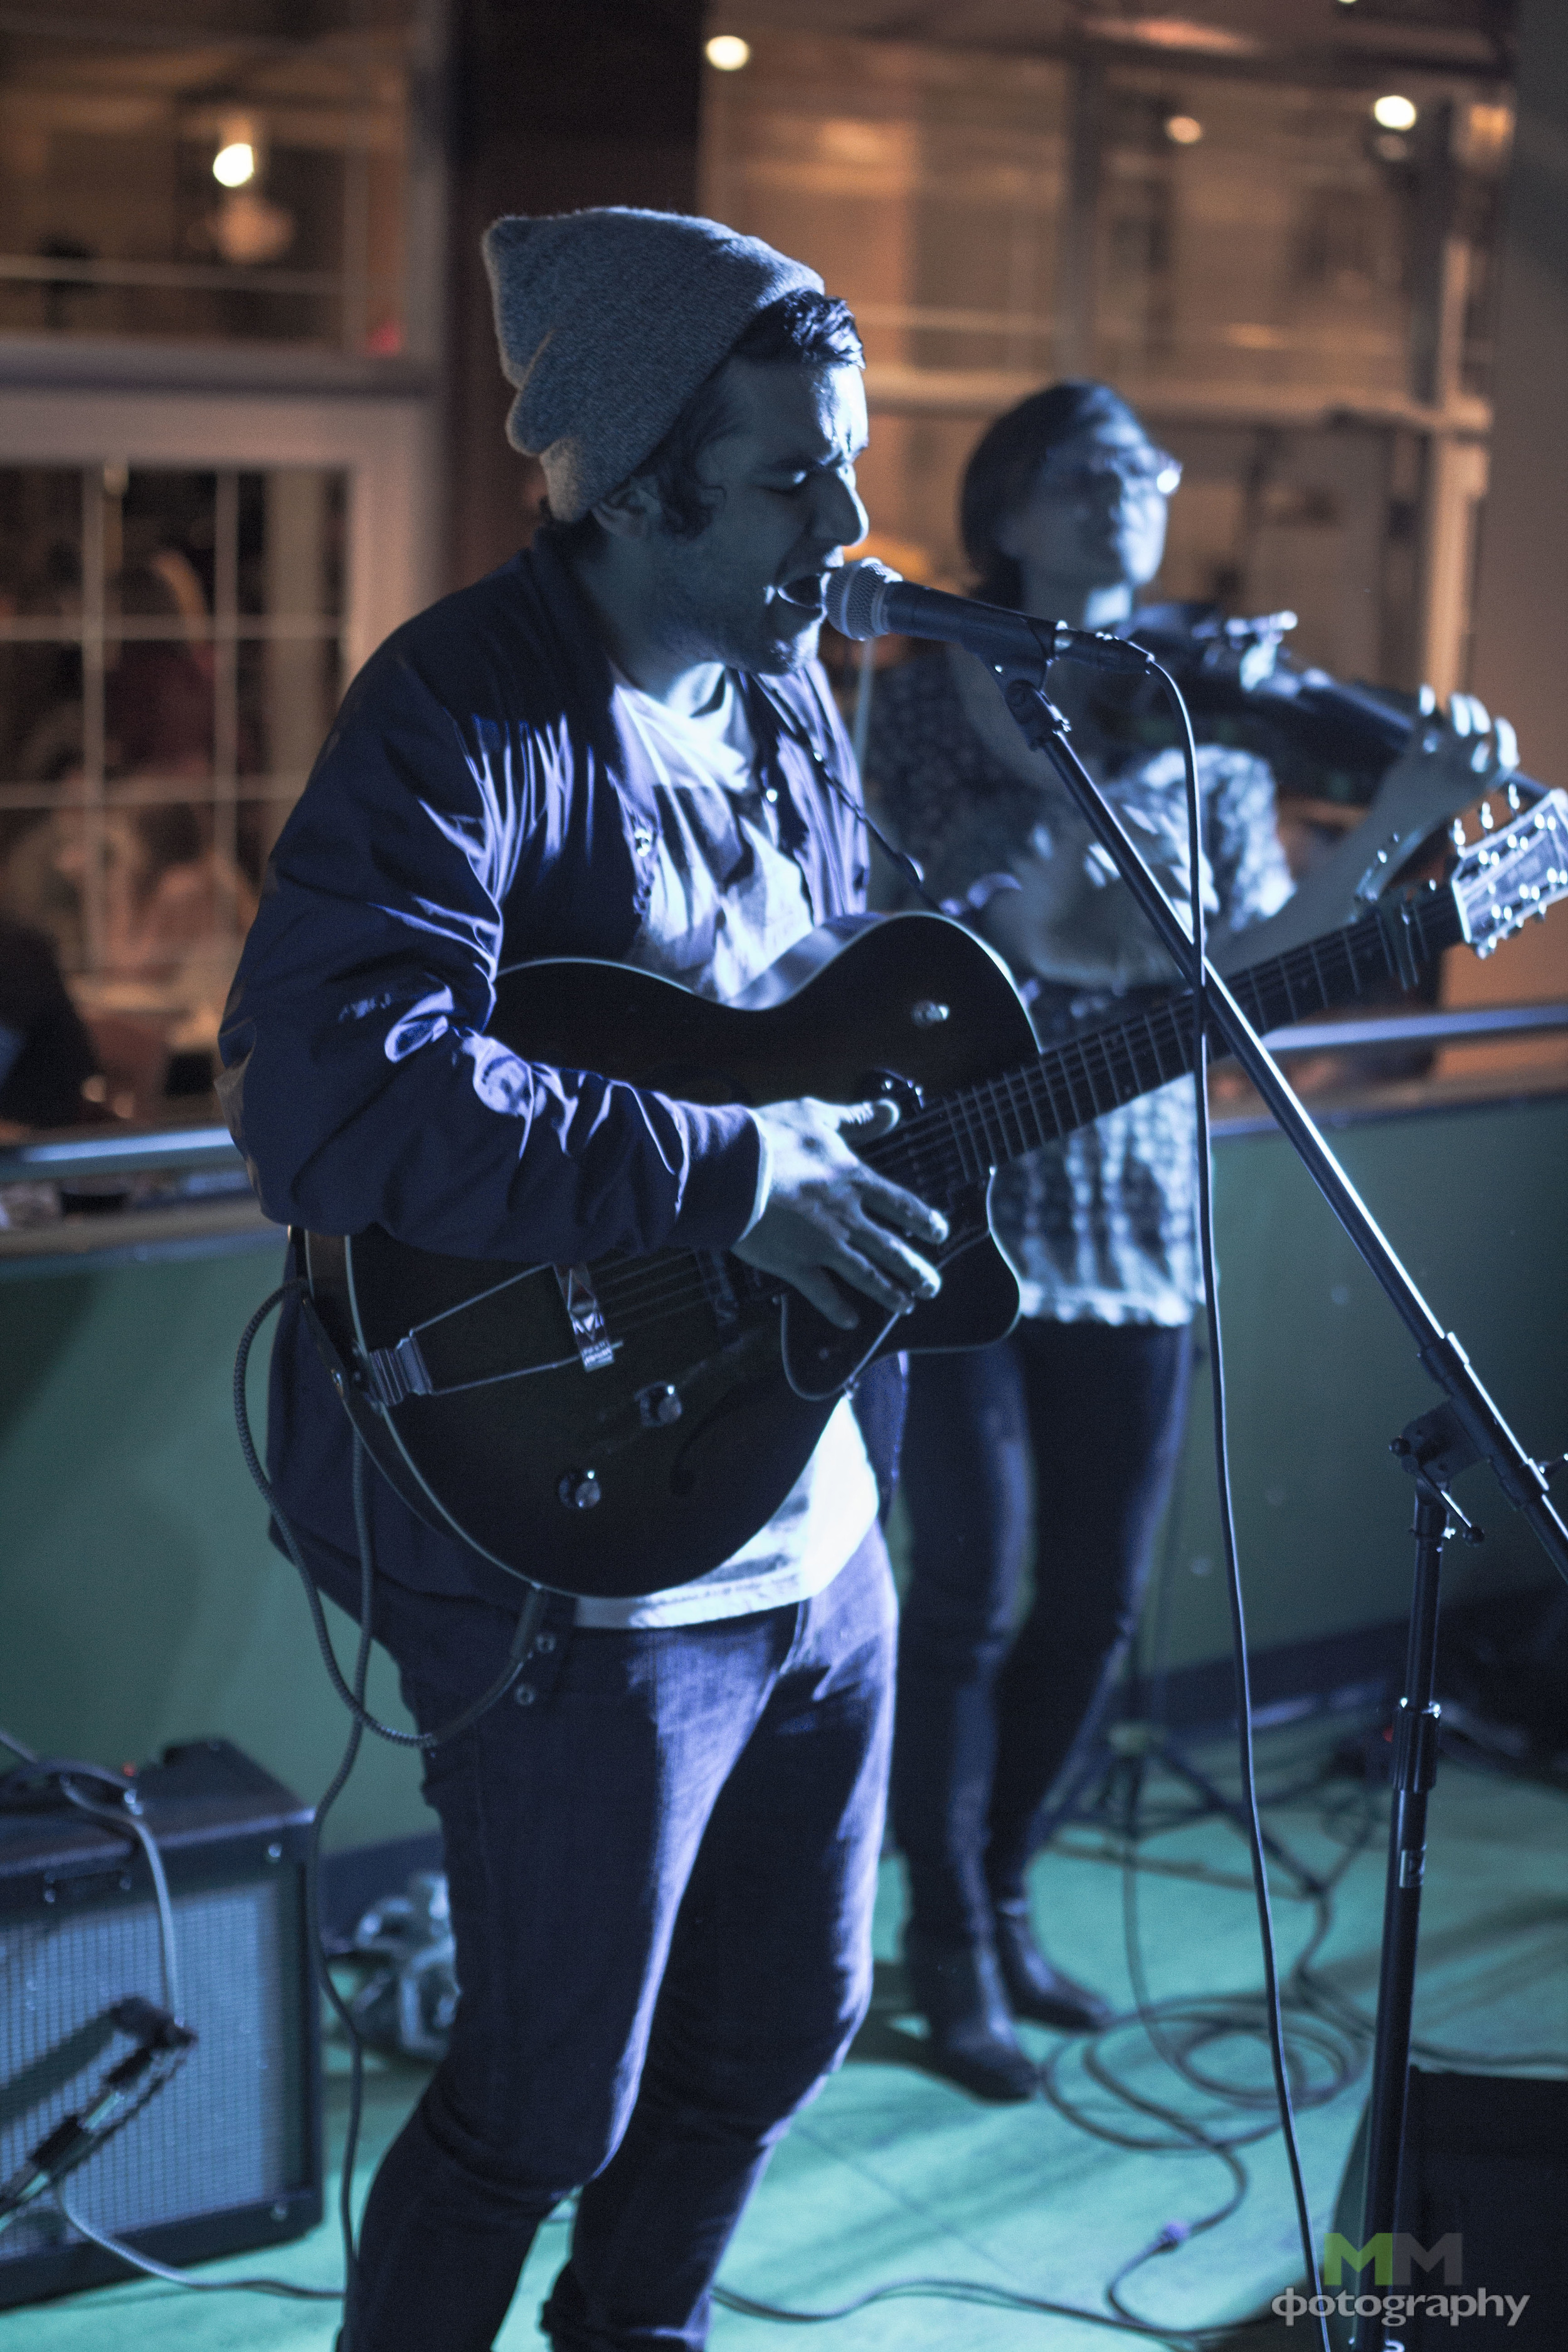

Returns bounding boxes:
[984,1318,1192,1903]
[347,1591,784,2352]
[545,1538,897,2352]
[890,1340,1031,1944]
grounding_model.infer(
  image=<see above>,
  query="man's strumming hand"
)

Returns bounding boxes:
[734,1098,947,1330]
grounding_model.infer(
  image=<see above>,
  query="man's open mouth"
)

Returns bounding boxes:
[776,573,827,616]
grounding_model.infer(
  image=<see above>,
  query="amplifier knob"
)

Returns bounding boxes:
[558,1468,602,1510]
[911,999,950,1027]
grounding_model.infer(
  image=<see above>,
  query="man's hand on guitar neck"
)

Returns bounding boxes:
[734,1098,948,1330]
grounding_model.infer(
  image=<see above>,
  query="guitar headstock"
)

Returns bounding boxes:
[1451,788,1568,958]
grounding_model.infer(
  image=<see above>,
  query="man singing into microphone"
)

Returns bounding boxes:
[220,209,945,2351]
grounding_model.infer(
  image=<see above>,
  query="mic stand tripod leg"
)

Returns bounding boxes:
[1103,1722,1323,1895]
[1350,1474,1449,2352]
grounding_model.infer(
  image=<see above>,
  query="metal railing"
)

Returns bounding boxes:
[1,1002,1564,1192]
[0,1123,244,1185]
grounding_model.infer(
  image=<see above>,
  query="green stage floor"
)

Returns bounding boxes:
[6,1726,1565,2351]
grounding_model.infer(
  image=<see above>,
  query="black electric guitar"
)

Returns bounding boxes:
[304,789,1568,1599]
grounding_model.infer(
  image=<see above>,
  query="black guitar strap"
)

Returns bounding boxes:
[749,674,941,914]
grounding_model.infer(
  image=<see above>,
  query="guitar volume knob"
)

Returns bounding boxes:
[636,1382,683,1428]
[558,1468,602,1510]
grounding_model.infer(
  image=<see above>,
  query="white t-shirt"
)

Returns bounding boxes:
[573,674,879,1631]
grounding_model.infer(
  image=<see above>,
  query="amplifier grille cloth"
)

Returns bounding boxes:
[0,1880,295,2259]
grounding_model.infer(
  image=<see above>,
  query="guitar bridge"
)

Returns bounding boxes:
[556,1263,617,1370]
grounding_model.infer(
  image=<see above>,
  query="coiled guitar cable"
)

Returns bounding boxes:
[232,1278,548,1754]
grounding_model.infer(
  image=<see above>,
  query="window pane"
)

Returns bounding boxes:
[0,467,85,793]
[119,472,220,628]
[1094,73,1419,400]
[238,633,341,818]
[238,470,347,618]
[0,26,412,352]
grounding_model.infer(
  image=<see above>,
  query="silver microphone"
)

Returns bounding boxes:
[825,558,1156,677]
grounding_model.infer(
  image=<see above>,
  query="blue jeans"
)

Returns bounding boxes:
[346,1529,896,2352]
[891,1321,1191,1944]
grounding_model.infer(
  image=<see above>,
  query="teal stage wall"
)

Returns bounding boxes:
[1148,1090,1567,1681]
[1,1088,1563,1855]
[0,1241,428,1853]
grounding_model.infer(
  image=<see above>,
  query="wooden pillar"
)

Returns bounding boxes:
[444,0,706,592]
[1454,0,1568,1009]
[1054,51,1102,379]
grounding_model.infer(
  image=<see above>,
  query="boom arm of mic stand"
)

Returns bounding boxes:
[1002,672,1568,1584]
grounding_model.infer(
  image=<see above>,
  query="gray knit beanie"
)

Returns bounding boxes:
[482,208,824,525]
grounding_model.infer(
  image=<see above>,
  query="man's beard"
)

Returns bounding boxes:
[652,541,821,676]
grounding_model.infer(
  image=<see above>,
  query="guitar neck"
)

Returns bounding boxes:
[890,884,1461,1188]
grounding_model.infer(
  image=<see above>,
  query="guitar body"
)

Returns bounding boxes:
[304,914,1037,1600]
[299,788,1568,1600]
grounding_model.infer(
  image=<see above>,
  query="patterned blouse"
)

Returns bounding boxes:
[864,648,1293,1326]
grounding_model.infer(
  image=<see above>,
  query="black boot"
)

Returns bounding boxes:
[903,1927,1039,2102]
[990,1899,1113,2033]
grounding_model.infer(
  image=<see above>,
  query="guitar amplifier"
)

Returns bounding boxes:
[0,1739,322,2308]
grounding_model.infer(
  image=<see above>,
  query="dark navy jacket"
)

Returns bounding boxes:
[220,536,900,1612]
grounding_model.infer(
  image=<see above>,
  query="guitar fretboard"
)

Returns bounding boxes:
[877,884,1459,1197]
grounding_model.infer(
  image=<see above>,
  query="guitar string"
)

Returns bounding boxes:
[402,1255,552,1338]
[642,881,1450,1316]
[517,822,1568,1350]
[567,1250,967,1361]
[860,904,1387,1180]
[423,893,1438,1353]
[485,899,1421,1340]
[411,1351,585,1397]
[398,886,1461,1382]
[409,870,1471,1387]
[586,1212,993,1332]
[347,852,1540,1398]
[596,1200,1017,1347]
[450,1212,995,1377]
[655,866,1501,1221]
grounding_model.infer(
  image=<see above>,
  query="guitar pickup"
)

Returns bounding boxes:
[556,1263,617,1370]
[362,1330,435,1409]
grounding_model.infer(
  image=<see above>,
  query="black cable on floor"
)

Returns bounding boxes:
[713,2268,1283,2347]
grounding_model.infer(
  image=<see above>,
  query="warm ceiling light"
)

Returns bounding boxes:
[1099,16,1253,55]
[704,34,751,71]
[1164,114,1204,145]
[213,140,257,188]
[1372,93,1418,132]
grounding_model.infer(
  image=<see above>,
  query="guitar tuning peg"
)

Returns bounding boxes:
[1451,818,1467,849]
[1479,799,1495,830]
[1507,781,1522,810]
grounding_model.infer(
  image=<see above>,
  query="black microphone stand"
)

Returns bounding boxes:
[997,669,1568,2352]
